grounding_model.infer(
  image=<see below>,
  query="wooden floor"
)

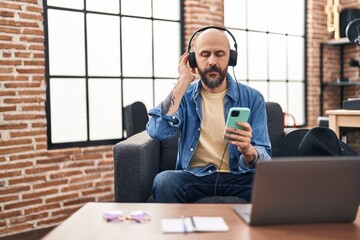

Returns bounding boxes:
[0,227,54,240]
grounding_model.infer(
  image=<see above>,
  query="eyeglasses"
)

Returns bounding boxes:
[103,210,150,223]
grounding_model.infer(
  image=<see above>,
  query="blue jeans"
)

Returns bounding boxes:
[152,170,254,203]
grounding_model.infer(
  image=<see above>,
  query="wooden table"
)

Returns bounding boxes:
[325,109,360,138]
[42,202,360,240]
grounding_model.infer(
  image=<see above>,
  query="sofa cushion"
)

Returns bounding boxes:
[159,133,179,171]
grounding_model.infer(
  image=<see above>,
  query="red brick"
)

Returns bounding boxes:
[9,175,46,185]
[4,113,45,122]
[50,170,83,180]
[22,105,46,111]
[0,106,16,112]
[0,43,26,50]
[0,10,14,18]
[0,60,22,65]
[10,129,46,138]
[52,206,79,217]
[21,37,44,44]
[70,174,101,184]
[0,195,19,203]
[0,138,32,147]
[0,75,29,81]
[22,189,58,200]
[0,26,21,34]
[0,67,13,73]
[10,212,49,225]
[4,198,42,210]
[0,35,13,41]
[0,2,22,10]
[33,179,68,190]
[0,146,34,155]
[28,44,44,51]
[15,52,31,58]
[0,185,30,195]
[24,202,60,215]
[19,12,43,21]
[26,5,43,13]
[82,187,111,196]
[0,210,22,220]
[0,170,21,178]
[16,67,45,74]
[9,151,47,161]
[37,215,68,226]
[22,28,43,36]
[0,223,34,238]
[0,123,28,130]
[45,193,79,204]
[25,165,59,174]
[64,197,95,207]
[61,182,93,192]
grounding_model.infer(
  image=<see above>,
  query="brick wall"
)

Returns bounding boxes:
[0,0,114,237]
[0,0,359,238]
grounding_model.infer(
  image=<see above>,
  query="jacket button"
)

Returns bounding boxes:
[190,148,193,151]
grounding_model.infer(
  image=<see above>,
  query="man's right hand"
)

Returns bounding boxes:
[178,52,196,85]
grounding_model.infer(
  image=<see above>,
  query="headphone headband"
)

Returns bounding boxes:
[187,26,238,68]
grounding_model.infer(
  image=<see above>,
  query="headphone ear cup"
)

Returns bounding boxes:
[188,52,197,68]
[229,49,238,67]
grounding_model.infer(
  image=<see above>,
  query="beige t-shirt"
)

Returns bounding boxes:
[189,87,230,172]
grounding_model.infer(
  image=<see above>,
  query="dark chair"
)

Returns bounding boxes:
[113,102,289,203]
[124,101,149,138]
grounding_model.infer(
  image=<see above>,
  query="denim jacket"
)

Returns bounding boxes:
[147,73,271,176]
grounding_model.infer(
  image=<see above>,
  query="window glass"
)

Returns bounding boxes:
[87,14,121,76]
[153,0,180,20]
[123,79,154,112]
[268,34,286,80]
[288,82,305,125]
[225,0,305,126]
[224,0,246,29]
[287,0,305,35]
[269,81,287,109]
[229,30,247,80]
[268,0,287,34]
[86,0,119,14]
[121,0,151,17]
[248,81,268,100]
[248,32,267,80]
[247,0,267,31]
[88,78,122,140]
[154,21,180,78]
[288,36,305,81]
[122,18,152,77]
[47,0,83,9]
[48,9,85,76]
[50,78,87,143]
[154,79,176,105]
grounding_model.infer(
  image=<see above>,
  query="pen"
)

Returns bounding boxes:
[181,215,187,233]
[190,216,196,230]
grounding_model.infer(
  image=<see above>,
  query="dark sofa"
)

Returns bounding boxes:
[113,102,288,202]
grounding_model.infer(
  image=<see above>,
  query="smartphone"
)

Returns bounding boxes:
[224,107,250,140]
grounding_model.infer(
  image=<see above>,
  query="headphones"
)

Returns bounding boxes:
[187,26,238,68]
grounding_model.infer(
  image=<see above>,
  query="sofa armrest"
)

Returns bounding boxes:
[113,131,160,202]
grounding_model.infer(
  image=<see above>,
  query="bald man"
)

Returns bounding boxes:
[147,27,271,203]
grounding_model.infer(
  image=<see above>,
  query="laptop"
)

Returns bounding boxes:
[233,156,360,226]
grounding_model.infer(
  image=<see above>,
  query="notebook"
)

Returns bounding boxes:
[233,156,360,226]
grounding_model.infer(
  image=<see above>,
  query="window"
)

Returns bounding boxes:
[44,0,182,148]
[224,0,306,126]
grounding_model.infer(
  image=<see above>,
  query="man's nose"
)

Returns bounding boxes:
[208,54,217,66]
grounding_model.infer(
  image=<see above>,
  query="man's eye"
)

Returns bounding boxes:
[200,53,210,57]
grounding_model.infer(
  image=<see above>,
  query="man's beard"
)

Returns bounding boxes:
[198,65,227,89]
